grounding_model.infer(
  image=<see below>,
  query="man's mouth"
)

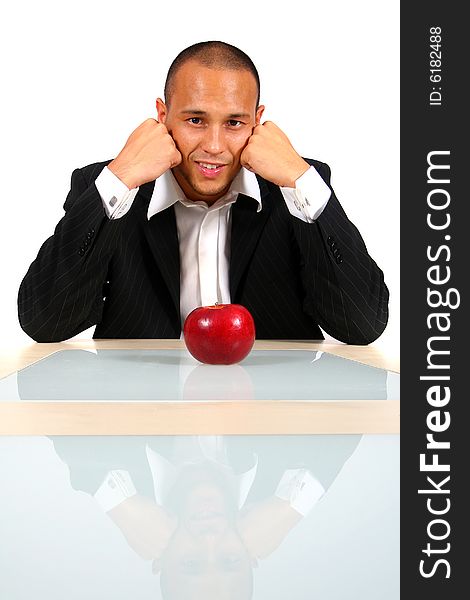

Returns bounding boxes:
[195,162,227,178]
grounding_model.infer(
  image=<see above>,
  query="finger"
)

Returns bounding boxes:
[240,148,249,167]
[156,122,169,134]
[171,149,182,167]
[143,117,159,128]
[241,156,255,172]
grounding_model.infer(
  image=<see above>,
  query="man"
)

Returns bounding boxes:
[18,41,389,344]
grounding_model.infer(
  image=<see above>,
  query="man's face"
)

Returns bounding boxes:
[157,61,264,205]
[159,479,253,599]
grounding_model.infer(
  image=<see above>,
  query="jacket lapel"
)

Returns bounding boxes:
[137,181,181,319]
[230,176,272,298]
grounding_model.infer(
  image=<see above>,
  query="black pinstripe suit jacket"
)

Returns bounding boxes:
[18,159,389,344]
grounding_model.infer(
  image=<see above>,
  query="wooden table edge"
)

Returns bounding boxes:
[0,399,400,435]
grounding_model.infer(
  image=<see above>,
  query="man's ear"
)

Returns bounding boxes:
[156,98,167,123]
[255,105,265,125]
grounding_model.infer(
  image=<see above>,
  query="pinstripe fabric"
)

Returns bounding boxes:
[18,159,389,344]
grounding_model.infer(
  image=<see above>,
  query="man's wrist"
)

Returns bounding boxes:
[108,158,136,190]
[282,158,310,188]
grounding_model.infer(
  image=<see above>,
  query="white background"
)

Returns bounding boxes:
[0,0,399,356]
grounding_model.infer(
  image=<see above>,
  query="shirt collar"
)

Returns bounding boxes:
[147,167,262,220]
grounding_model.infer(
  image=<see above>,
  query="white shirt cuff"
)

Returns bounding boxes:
[94,469,137,512]
[95,166,139,219]
[275,468,325,516]
[280,166,331,222]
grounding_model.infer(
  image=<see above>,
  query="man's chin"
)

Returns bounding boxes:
[186,181,232,204]
[172,166,237,204]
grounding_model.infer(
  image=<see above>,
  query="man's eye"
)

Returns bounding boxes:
[188,117,202,125]
[227,120,242,127]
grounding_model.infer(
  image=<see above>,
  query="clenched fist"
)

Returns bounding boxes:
[241,121,309,187]
[108,119,182,189]
[108,494,177,561]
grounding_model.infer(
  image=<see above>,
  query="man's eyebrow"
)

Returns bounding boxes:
[227,113,251,119]
[179,110,251,119]
[180,109,206,115]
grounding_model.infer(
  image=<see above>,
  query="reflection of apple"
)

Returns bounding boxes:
[183,364,255,401]
[183,304,255,365]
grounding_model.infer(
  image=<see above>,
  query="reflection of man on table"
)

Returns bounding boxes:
[19,41,388,344]
[51,435,360,599]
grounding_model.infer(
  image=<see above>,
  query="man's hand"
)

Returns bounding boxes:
[238,496,303,560]
[108,494,177,560]
[108,119,182,189]
[240,121,310,188]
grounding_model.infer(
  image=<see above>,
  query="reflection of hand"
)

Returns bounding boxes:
[108,494,177,560]
[241,121,309,187]
[238,496,302,560]
[108,119,182,189]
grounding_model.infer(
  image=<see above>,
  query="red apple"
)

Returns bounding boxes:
[183,304,256,364]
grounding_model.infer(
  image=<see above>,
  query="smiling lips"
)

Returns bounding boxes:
[196,161,227,178]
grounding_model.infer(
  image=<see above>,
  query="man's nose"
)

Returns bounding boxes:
[201,125,225,155]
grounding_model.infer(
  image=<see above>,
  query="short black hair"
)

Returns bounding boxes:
[164,41,260,107]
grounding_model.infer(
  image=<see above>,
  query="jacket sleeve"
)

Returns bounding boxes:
[292,159,389,345]
[18,162,126,342]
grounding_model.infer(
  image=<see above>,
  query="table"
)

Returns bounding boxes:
[0,339,399,435]
[0,340,400,599]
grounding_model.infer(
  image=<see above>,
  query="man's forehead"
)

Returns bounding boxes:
[178,108,252,118]
[165,62,259,115]
[171,62,257,93]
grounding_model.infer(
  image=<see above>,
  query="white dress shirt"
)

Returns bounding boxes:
[95,164,331,324]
